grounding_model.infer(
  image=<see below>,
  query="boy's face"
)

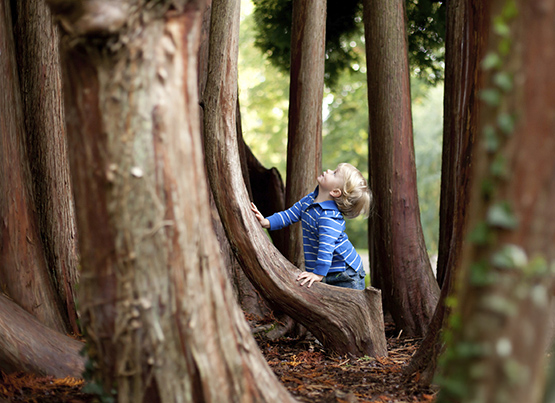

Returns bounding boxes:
[317,167,344,196]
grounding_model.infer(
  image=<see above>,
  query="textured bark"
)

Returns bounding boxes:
[283,0,326,267]
[438,1,555,401]
[12,0,80,335]
[0,0,68,333]
[54,1,295,402]
[405,0,491,383]
[0,295,84,378]
[363,0,439,337]
[203,0,387,357]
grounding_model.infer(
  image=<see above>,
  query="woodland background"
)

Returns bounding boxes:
[0,0,554,402]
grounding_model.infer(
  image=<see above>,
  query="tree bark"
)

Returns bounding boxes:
[0,294,84,378]
[405,0,491,383]
[437,1,555,401]
[0,0,68,333]
[53,0,296,401]
[283,0,326,267]
[363,0,439,337]
[203,0,387,357]
[11,0,80,335]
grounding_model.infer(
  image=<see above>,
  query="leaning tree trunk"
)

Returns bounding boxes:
[0,0,69,333]
[283,0,326,267]
[51,1,296,402]
[11,0,80,335]
[437,1,555,401]
[203,0,387,357]
[0,295,84,378]
[404,0,491,383]
[363,0,439,337]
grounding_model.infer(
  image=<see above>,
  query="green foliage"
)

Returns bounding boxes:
[240,0,443,254]
[251,0,445,88]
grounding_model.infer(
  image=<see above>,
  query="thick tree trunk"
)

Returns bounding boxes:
[0,294,84,378]
[405,0,491,383]
[11,0,80,335]
[0,0,68,333]
[283,0,325,267]
[203,0,387,357]
[52,1,296,402]
[363,0,439,337]
[438,1,555,401]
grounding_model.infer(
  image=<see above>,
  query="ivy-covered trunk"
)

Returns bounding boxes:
[437,1,555,401]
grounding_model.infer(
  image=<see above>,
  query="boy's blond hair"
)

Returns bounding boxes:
[334,163,372,219]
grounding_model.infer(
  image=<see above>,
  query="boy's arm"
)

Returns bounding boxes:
[260,198,304,231]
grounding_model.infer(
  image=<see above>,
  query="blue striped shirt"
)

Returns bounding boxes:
[266,188,363,276]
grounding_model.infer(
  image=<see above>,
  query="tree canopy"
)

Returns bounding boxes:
[251,0,445,87]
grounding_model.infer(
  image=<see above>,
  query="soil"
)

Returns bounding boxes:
[0,322,436,403]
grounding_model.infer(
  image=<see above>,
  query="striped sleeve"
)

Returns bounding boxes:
[266,198,304,231]
[313,212,343,276]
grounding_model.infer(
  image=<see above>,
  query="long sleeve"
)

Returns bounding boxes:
[266,198,304,230]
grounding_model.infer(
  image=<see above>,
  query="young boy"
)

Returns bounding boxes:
[251,163,371,290]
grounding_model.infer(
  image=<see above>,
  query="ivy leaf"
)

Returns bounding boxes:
[497,113,515,135]
[491,244,527,269]
[494,72,513,92]
[480,88,501,106]
[482,52,502,70]
[487,202,518,229]
[483,125,499,152]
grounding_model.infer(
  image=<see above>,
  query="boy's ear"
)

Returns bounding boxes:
[330,188,342,198]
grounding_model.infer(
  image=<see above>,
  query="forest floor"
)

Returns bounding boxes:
[0,320,436,403]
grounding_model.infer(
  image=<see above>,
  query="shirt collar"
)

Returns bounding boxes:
[309,187,340,211]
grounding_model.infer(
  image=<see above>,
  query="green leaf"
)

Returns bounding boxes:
[497,113,515,134]
[491,244,528,269]
[487,202,518,229]
[480,88,502,106]
[482,52,502,70]
[493,16,510,37]
[494,72,513,92]
[483,125,499,152]
[490,154,508,178]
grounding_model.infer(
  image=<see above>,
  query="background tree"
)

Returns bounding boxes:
[363,0,440,337]
[283,0,325,268]
[437,0,555,401]
[405,0,491,382]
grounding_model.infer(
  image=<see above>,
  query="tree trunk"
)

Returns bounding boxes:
[405,0,491,383]
[0,294,84,378]
[11,0,80,335]
[52,1,296,402]
[437,1,555,401]
[363,0,439,337]
[283,0,326,267]
[0,0,68,333]
[203,0,387,357]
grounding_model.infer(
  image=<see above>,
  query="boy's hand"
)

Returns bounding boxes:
[297,272,324,288]
[250,203,270,229]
